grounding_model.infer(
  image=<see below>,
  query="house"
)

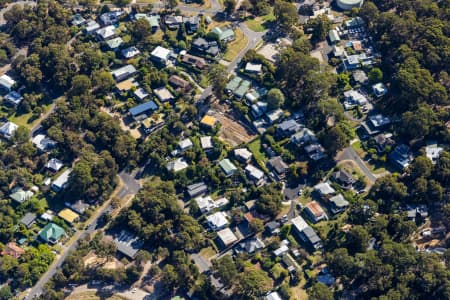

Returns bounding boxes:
[121,46,141,59]
[267,157,288,181]
[99,11,123,25]
[169,75,191,92]
[328,29,340,44]
[106,37,123,50]
[372,83,387,97]
[96,25,116,40]
[129,101,158,121]
[191,38,221,58]
[67,200,90,215]
[389,144,413,171]
[3,91,23,106]
[51,169,72,192]
[216,228,238,248]
[178,138,193,152]
[39,223,65,244]
[406,204,429,221]
[345,17,365,28]
[72,13,86,26]
[110,65,137,82]
[0,74,16,92]
[200,115,216,129]
[266,291,282,300]
[373,133,395,153]
[329,194,349,214]
[58,208,80,224]
[314,182,335,198]
[195,195,215,214]
[33,133,50,152]
[200,136,213,151]
[237,237,265,254]
[251,101,268,119]
[165,15,183,29]
[343,89,367,110]
[425,142,443,164]
[181,53,207,69]
[277,119,302,137]
[2,242,25,259]
[360,114,391,136]
[333,45,345,57]
[20,212,37,228]
[45,158,64,173]
[219,159,238,177]
[265,109,284,124]
[225,76,243,94]
[154,87,174,102]
[265,221,281,235]
[233,80,251,100]
[151,46,172,66]
[273,244,289,257]
[352,70,368,85]
[9,188,34,204]
[183,16,199,33]
[212,27,235,43]
[41,210,54,222]
[333,169,355,190]
[291,128,317,146]
[0,121,18,139]
[245,164,265,186]
[234,148,253,164]
[85,20,100,34]
[304,143,326,161]
[244,62,262,74]
[135,14,160,32]
[305,201,328,223]
[245,88,266,104]
[112,230,144,259]
[186,182,208,198]
[166,158,189,172]
[291,216,323,250]
[116,78,138,93]
[207,211,229,231]
[133,87,150,101]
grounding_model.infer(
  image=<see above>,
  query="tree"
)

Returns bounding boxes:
[0,285,12,300]
[308,283,334,300]
[346,225,370,254]
[321,125,348,156]
[274,0,299,32]
[208,64,228,100]
[401,105,436,139]
[212,255,237,287]
[255,183,283,217]
[12,126,30,144]
[70,75,91,96]
[250,218,264,233]
[224,0,236,15]
[130,18,151,42]
[235,268,272,297]
[93,71,115,94]
[305,15,331,44]
[114,0,131,7]
[166,0,177,10]
[409,156,433,179]
[368,67,383,83]
[266,88,285,110]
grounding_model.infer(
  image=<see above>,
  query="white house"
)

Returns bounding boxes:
[0,121,18,139]
[0,74,16,92]
[207,211,229,231]
[150,46,172,65]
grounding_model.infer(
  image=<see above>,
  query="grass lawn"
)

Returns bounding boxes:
[66,292,129,300]
[247,138,268,163]
[136,0,158,3]
[199,247,217,259]
[9,103,53,130]
[351,140,366,156]
[223,28,248,62]
[245,12,275,32]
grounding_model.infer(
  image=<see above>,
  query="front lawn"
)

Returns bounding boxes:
[223,28,248,62]
[245,12,275,32]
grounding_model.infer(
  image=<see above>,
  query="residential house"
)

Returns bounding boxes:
[186,182,208,199]
[110,65,137,82]
[183,16,199,33]
[234,148,253,164]
[273,244,289,257]
[32,134,57,152]
[200,115,217,129]
[233,79,251,100]
[304,201,328,223]
[267,156,288,180]
[200,136,213,151]
[1,242,25,259]
[154,87,174,102]
[360,114,391,136]
[304,143,326,161]
[195,195,215,214]
[9,188,33,204]
[0,74,16,92]
[39,223,65,244]
[265,221,281,235]
[389,144,413,171]
[150,46,172,65]
[265,109,284,124]
[68,200,90,215]
[121,46,141,59]
[237,237,265,254]
[135,14,160,32]
[333,169,355,190]
[245,164,265,186]
[333,45,345,57]
[181,53,207,69]
[58,208,80,224]
[0,121,18,139]
[165,15,183,29]
[329,194,349,214]
[20,212,37,228]
[51,169,72,192]
[106,37,123,51]
[129,100,158,121]
[45,158,64,173]
[178,138,193,152]
[352,70,368,85]
[266,291,282,300]
[425,142,443,164]
[112,230,144,259]
[291,128,317,146]
[166,157,189,172]
[99,11,123,25]
[328,29,340,44]
[72,13,86,26]
[216,228,238,248]
[225,76,243,94]
[191,37,220,58]
[133,87,150,101]
[276,119,302,138]
[207,211,229,231]
[3,91,23,106]
[373,133,395,153]
[314,182,335,198]
[406,204,428,221]
[251,101,268,119]
[219,159,238,177]
[85,20,100,34]
[212,26,235,43]
[291,216,323,250]
[372,82,387,97]
[244,62,262,74]
[116,78,138,94]
[343,89,368,110]
[169,75,191,92]
[96,25,116,40]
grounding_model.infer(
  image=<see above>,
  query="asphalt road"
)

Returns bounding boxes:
[336,147,377,183]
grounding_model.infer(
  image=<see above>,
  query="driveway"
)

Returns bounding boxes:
[336,147,377,183]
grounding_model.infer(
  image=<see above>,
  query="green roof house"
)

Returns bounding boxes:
[9,189,34,204]
[212,27,235,43]
[219,159,238,177]
[39,223,65,244]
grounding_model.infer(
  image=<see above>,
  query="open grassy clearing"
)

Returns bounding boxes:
[244,12,275,32]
